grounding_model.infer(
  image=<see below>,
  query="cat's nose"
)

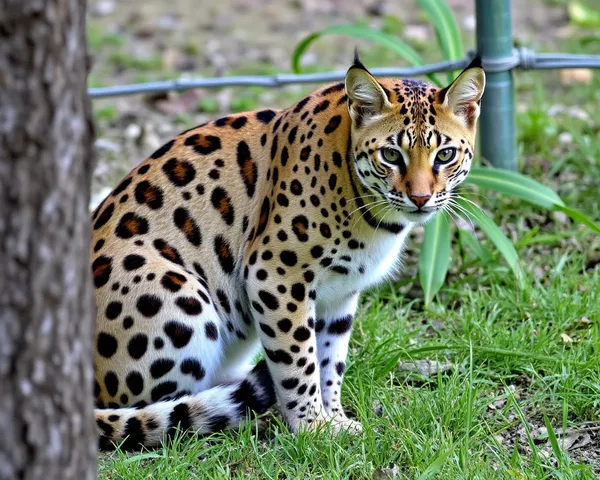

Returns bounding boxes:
[408,193,431,209]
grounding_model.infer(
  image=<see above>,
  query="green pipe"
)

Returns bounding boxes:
[475,0,517,170]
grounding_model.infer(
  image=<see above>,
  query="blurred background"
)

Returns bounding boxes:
[86,0,599,207]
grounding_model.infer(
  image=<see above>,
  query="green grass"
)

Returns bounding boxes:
[94,20,600,480]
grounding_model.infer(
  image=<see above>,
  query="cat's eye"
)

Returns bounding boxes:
[435,147,457,164]
[380,148,402,164]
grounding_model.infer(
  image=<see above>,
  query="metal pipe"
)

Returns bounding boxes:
[476,0,517,170]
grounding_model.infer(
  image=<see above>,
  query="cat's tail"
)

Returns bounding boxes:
[95,360,275,450]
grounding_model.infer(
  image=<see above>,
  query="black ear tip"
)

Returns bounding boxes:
[351,47,367,71]
[468,53,483,69]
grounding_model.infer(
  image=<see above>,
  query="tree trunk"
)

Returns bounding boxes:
[0,0,96,479]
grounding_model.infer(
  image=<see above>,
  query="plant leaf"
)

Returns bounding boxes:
[455,198,525,288]
[466,167,564,209]
[415,0,464,81]
[292,25,423,73]
[419,213,451,305]
[466,167,600,233]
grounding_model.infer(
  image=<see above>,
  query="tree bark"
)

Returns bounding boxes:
[0,1,96,479]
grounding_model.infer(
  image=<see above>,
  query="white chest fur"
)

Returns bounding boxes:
[315,224,414,310]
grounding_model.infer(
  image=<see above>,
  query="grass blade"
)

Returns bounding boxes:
[455,198,525,288]
[556,204,600,234]
[419,213,451,306]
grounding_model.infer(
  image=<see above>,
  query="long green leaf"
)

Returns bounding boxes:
[556,205,600,234]
[466,167,600,233]
[466,167,564,209]
[416,0,464,82]
[292,25,424,74]
[455,198,525,288]
[419,213,451,305]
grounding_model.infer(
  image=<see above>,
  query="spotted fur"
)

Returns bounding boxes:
[92,55,485,448]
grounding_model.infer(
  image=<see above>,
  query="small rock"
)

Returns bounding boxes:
[551,210,569,224]
[462,15,476,31]
[124,123,142,140]
[403,25,431,42]
[398,359,453,376]
[559,68,593,86]
[373,464,401,479]
[94,138,121,154]
[557,132,573,145]
[91,0,115,17]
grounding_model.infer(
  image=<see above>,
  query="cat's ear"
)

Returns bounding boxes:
[345,49,392,123]
[438,55,486,127]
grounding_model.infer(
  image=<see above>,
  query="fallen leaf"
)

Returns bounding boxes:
[398,359,453,376]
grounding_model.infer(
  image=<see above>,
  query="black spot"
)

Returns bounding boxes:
[320,223,332,238]
[104,371,119,397]
[277,318,292,333]
[328,174,338,190]
[291,283,305,302]
[293,96,310,113]
[315,319,325,332]
[93,239,105,253]
[173,207,202,246]
[97,419,114,438]
[161,271,187,292]
[310,246,323,258]
[304,363,316,375]
[292,215,309,242]
[105,301,122,320]
[264,348,293,365]
[290,179,303,196]
[288,126,298,144]
[336,362,345,376]
[138,165,150,174]
[328,315,353,335]
[211,187,236,225]
[175,296,203,315]
[136,294,163,318]
[123,254,146,271]
[330,265,349,275]
[259,323,276,338]
[204,322,219,341]
[168,403,192,437]
[97,332,118,358]
[134,180,164,209]
[115,212,149,239]
[256,197,271,237]
[237,141,258,198]
[150,358,175,378]
[313,99,330,114]
[293,326,311,342]
[164,321,194,348]
[324,115,342,134]
[181,358,206,380]
[214,235,235,275]
[206,415,230,432]
[280,250,297,266]
[281,378,299,389]
[258,290,279,310]
[184,133,222,155]
[231,116,247,129]
[215,290,231,314]
[300,146,311,161]
[281,146,289,166]
[120,417,146,451]
[150,139,175,159]
[123,316,134,329]
[93,203,115,230]
[162,158,197,186]
[256,109,277,123]
[127,333,148,359]
[287,401,298,410]
[270,135,279,161]
[151,381,178,402]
